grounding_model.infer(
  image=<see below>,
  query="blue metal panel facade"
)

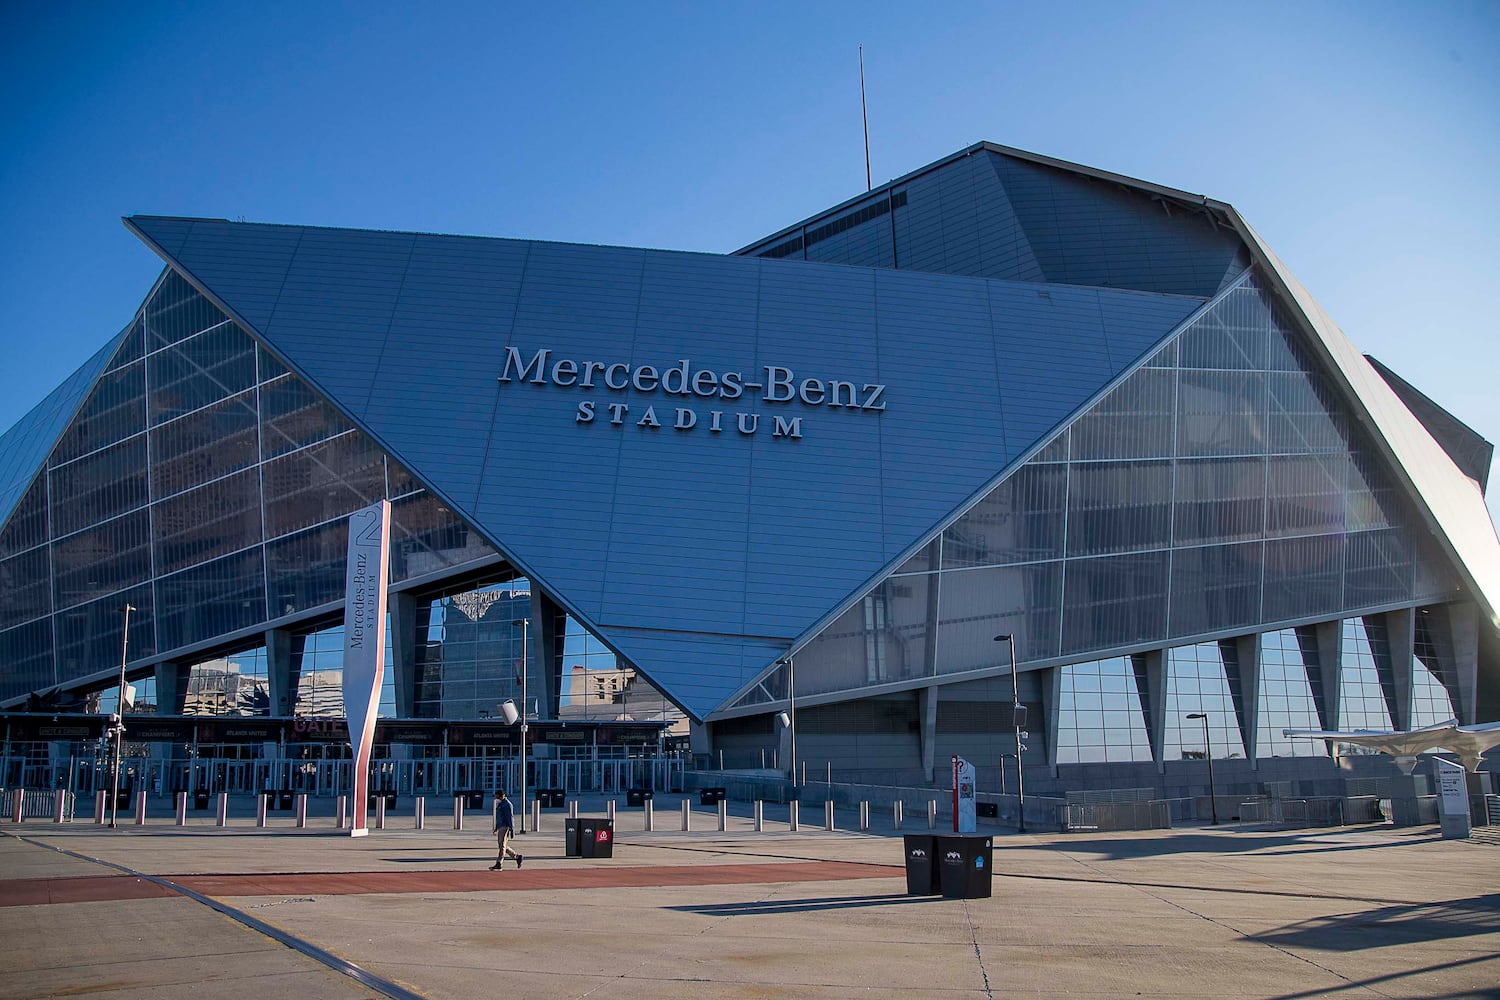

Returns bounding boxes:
[126,215,1204,716]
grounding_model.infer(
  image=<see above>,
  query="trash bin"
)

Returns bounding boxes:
[277,789,295,810]
[193,789,210,810]
[903,834,939,895]
[368,790,397,808]
[699,787,726,806]
[540,788,565,808]
[580,817,614,858]
[463,790,485,809]
[565,817,582,857]
[627,788,652,807]
[937,835,993,899]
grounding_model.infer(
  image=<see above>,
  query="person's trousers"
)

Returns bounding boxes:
[496,827,519,863]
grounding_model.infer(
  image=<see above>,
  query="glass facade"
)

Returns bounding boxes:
[1255,628,1327,757]
[0,272,499,702]
[413,580,533,720]
[1338,618,1394,731]
[1163,641,1245,761]
[1054,656,1152,764]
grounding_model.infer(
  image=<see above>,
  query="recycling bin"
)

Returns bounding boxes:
[565,817,582,857]
[903,834,939,895]
[937,834,993,899]
[539,788,566,808]
[626,788,653,807]
[277,789,295,810]
[192,789,211,810]
[699,787,726,806]
[580,817,614,858]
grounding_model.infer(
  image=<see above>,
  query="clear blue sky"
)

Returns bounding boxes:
[2,2,1497,521]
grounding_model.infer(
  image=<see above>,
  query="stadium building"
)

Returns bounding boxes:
[1,142,1496,802]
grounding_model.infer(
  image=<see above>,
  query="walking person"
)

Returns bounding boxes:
[491,790,524,870]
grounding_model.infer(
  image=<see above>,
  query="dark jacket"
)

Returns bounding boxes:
[493,797,514,832]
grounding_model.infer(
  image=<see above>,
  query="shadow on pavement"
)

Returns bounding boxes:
[668,892,935,917]
[1249,893,1500,952]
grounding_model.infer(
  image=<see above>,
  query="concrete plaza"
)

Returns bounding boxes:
[1,794,1496,999]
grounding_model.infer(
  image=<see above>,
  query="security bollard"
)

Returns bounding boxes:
[789,800,799,832]
[296,793,308,828]
[54,791,67,824]
[375,795,386,830]
[95,790,106,824]
[682,799,691,831]
[754,800,763,832]
[530,799,540,832]
[825,800,834,831]
[134,790,147,826]
[413,796,424,830]
[256,793,269,828]
[644,799,654,832]
[175,791,187,826]
[337,795,348,830]
[859,800,869,831]
[927,800,937,829]
[453,795,463,830]
[718,798,728,831]
[215,792,229,827]
[607,799,616,823]
[9,789,22,823]
[894,800,903,829]
[568,800,578,819]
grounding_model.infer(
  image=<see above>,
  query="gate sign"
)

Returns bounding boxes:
[953,755,976,833]
[343,500,391,838]
[1435,758,1468,816]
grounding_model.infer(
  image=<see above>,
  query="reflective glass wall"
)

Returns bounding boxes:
[0,271,498,701]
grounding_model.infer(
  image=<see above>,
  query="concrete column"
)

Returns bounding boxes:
[534,590,566,719]
[1446,602,1479,724]
[265,628,296,717]
[1044,665,1063,778]
[154,662,190,715]
[1233,634,1262,768]
[689,720,711,762]
[917,685,939,783]
[1139,651,1167,774]
[1313,620,1343,732]
[1382,608,1416,732]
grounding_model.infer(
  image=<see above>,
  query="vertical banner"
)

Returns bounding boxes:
[952,755,976,833]
[343,499,391,838]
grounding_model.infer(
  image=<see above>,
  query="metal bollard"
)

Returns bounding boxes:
[453,796,463,830]
[644,799,654,832]
[337,795,348,830]
[530,799,540,832]
[682,799,691,831]
[789,800,799,832]
[859,800,869,831]
[215,792,229,827]
[825,800,834,831]
[607,799,616,823]
[754,799,764,832]
[134,790,147,826]
[256,793,269,828]
[9,789,21,823]
[717,799,727,832]
[296,793,308,829]
[95,790,106,824]
[375,796,386,830]
[928,800,937,829]
[414,796,424,830]
[53,791,67,824]
[175,791,187,826]
[568,800,578,819]
[894,800,903,829]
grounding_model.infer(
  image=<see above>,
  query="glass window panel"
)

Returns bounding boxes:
[153,468,263,575]
[1032,429,1069,463]
[0,547,51,630]
[793,575,935,697]
[386,455,421,499]
[942,463,1065,568]
[1262,534,1343,623]
[1067,460,1172,556]
[933,562,1061,670]
[145,271,228,349]
[1265,454,1346,537]
[155,548,266,652]
[1169,542,1262,637]
[150,389,259,500]
[263,432,385,538]
[106,316,145,372]
[266,519,348,617]
[50,435,149,537]
[184,647,271,717]
[1163,642,1245,759]
[1172,457,1265,545]
[1070,367,1175,460]
[1061,550,1168,654]
[412,581,532,720]
[390,491,498,582]
[1338,618,1394,731]
[1176,282,1271,370]
[259,375,354,459]
[892,539,938,576]
[54,583,154,686]
[51,362,145,464]
[0,475,49,558]
[147,320,257,425]
[1267,369,1347,454]
[0,618,56,701]
[1345,452,1400,532]
[1055,656,1151,763]
[258,345,289,382]
[51,509,152,611]
[1343,529,1412,609]
[1175,369,1266,458]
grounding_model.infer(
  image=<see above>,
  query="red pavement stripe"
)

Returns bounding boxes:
[1,861,901,905]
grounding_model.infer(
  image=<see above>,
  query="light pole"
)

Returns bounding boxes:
[993,634,1026,832]
[1186,712,1219,825]
[775,657,796,794]
[511,617,529,834]
[109,604,135,829]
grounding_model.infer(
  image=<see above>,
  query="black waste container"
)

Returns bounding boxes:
[368,790,397,808]
[277,789,295,810]
[903,834,939,895]
[937,835,993,899]
[699,787,726,806]
[193,789,210,810]
[565,817,582,857]
[580,817,614,858]
[539,788,565,808]
[626,787,652,806]
[463,790,485,809]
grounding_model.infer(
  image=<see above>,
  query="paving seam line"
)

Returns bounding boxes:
[1,830,424,1000]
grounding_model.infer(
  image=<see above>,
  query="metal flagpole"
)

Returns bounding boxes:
[109,604,134,829]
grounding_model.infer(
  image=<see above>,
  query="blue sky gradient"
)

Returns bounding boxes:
[2,1,1496,521]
